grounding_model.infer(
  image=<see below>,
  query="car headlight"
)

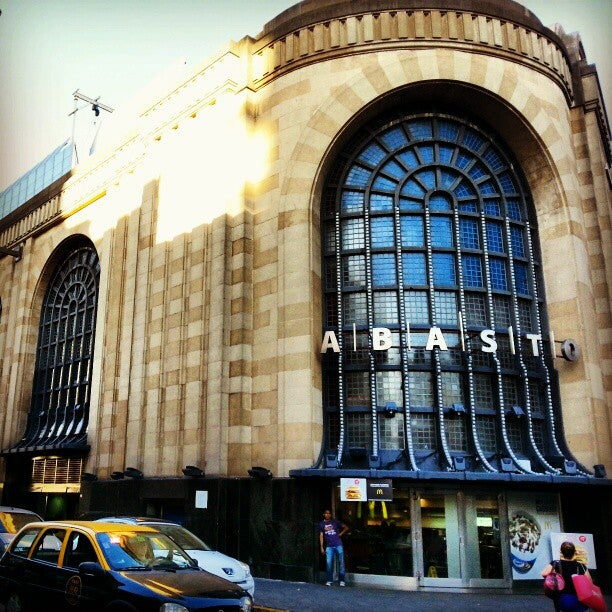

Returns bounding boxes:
[240,595,253,612]
[239,561,251,576]
[160,604,188,612]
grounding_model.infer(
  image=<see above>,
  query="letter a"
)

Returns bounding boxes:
[320,331,340,353]
[425,327,448,351]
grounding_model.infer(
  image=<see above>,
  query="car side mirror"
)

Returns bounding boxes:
[79,561,106,579]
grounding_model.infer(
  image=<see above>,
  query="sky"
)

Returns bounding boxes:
[0,0,610,192]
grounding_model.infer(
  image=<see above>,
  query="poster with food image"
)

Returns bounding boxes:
[550,533,596,569]
[340,477,367,501]
[507,493,561,580]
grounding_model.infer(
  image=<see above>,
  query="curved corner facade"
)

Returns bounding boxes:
[0,0,610,592]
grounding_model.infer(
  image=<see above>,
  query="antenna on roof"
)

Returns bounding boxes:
[68,90,114,165]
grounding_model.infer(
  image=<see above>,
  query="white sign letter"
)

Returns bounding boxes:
[372,327,392,351]
[525,333,541,356]
[321,331,340,353]
[480,329,497,353]
[426,327,448,351]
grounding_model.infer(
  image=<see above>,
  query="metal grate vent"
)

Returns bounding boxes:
[32,457,83,485]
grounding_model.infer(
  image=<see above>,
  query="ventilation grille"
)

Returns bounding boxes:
[32,457,83,485]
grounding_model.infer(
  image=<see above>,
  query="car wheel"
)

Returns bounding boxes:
[6,593,26,612]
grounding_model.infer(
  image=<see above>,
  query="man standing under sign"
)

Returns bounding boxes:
[319,509,349,586]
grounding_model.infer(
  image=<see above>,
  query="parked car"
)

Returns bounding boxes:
[0,520,253,611]
[95,517,255,596]
[0,506,42,555]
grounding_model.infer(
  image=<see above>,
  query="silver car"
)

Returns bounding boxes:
[0,506,43,555]
[96,517,255,596]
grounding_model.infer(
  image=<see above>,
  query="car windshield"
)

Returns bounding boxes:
[0,511,40,534]
[97,531,197,571]
[153,524,212,551]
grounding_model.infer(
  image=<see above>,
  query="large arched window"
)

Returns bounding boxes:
[14,243,100,451]
[321,110,567,475]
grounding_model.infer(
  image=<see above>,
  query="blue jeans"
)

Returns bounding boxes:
[558,594,588,612]
[325,545,346,583]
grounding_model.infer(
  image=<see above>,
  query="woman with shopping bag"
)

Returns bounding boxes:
[542,541,589,611]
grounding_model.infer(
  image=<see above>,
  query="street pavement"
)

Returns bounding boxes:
[253,577,612,611]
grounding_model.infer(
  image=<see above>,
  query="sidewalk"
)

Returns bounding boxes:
[253,577,612,612]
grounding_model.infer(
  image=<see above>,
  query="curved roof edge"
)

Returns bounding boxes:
[261,0,558,45]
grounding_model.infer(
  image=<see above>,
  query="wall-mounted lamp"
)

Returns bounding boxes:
[81,472,98,482]
[451,403,466,415]
[500,457,516,473]
[182,465,205,478]
[248,466,272,479]
[593,464,607,479]
[563,460,578,475]
[452,456,466,471]
[110,471,124,480]
[0,243,23,261]
[124,467,143,479]
[383,402,397,418]
[510,405,525,418]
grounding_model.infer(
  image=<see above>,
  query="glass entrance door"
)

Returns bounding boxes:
[418,492,508,587]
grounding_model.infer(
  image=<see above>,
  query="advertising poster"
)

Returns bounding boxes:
[507,492,561,580]
[340,477,367,501]
[550,532,597,569]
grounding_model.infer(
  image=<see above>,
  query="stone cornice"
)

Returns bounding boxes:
[250,7,574,104]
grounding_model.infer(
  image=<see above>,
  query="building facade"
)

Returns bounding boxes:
[1,0,610,591]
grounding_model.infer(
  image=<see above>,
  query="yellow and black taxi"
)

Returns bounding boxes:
[0,520,253,611]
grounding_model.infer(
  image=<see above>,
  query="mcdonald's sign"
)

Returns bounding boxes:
[367,479,393,501]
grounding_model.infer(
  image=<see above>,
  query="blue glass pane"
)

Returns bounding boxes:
[462,129,485,152]
[418,145,435,163]
[454,182,475,198]
[399,198,423,211]
[374,291,398,324]
[429,193,452,211]
[498,172,516,194]
[341,190,364,213]
[416,169,435,190]
[358,143,386,166]
[486,222,505,253]
[506,199,523,221]
[459,218,479,249]
[372,176,397,191]
[397,150,418,169]
[484,200,501,216]
[511,226,526,257]
[372,254,397,286]
[514,262,529,294]
[468,163,487,181]
[435,291,458,325]
[479,181,497,195]
[381,160,406,179]
[438,120,460,141]
[483,148,504,171]
[431,217,453,247]
[456,151,473,169]
[346,165,371,187]
[380,127,408,150]
[401,216,424,247]
[463,255,484,287]
[404,290,430,324]
[432,253,456,285]
[440,170,457,189]
[401,179,426,198]
[439,145,454,164]
[458,201,478,213]
[408,119,433,140]
[402,253,427,285]
[370,193,393,212]
[489,258,508,290]
[371,217,395,248]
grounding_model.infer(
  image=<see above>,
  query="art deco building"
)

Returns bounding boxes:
[0,0,610,591]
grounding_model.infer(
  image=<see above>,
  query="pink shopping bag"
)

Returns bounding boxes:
[572,573,607,612]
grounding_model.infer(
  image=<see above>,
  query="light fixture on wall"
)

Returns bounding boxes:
[247,466,272,479]
[124,467,143,479]
[383,402,397,418]
[593,464,607,478]
[453,456,466,471]
[110,471,124,480]
[81,472,98,482]
[563,460,578,475]
[182,465,205,478]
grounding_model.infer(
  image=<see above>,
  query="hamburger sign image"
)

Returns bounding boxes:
[341,478,367,501]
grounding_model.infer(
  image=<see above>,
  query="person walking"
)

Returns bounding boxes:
[319,509,349,586]
[541,541,590,611]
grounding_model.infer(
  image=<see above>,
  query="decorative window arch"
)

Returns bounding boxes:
[321,110,570,475]
[13,243,100,451]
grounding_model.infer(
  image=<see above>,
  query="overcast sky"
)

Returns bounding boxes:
[0,0,610,192]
